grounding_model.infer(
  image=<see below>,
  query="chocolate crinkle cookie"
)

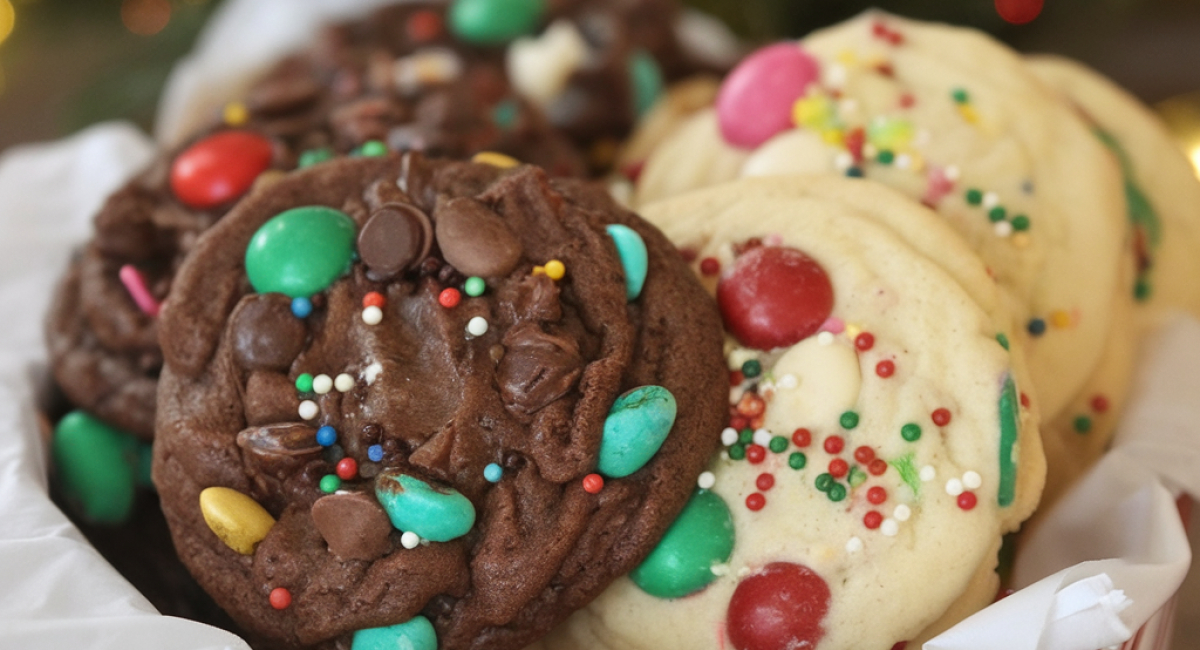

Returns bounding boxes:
[152,153,728,650]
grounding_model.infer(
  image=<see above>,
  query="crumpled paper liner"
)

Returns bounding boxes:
[1,0,1197,648]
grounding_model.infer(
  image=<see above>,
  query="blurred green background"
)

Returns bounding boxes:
[1,0,1199,152]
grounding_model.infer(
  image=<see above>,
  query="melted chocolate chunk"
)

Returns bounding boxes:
[499,323,583,415]
[230,294,308,371]
[311,492,394,561]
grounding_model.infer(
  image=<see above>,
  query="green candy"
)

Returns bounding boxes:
[52,410,140,524]
[352,616,437,650]
[631,490,734,598]
[605,224,648,301]
[627,48,664,118]
[464,276,486,297]
[375,472,476,542]
[449,0,544,44]
[245,206,357,298]
[598,386,676,478]
[998,376,1020,507]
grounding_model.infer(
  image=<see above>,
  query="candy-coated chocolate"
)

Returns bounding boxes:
[312,492,393,561]
[606,224,648,301]
[245,206,357,298]
[449,0,544,44]
[52,410,139,524]
[198,486,277,555]
[726,562,830,650]
[375,471,476,542]
[630,489,734,598]
[171,131,273,209]
[352,616,438,650]
[716,43,821,149]
[628,49,664,118]
[716,246,834,351]
[998,376,1019,507]
[597,385,677,478]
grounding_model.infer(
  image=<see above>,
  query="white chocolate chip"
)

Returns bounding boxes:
[507,20,588,106]
[363,362,383,386]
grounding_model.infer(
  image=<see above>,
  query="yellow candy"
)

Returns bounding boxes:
[223,102,249,127]
[836,50,857,66]
[957,104,980,124]
[199,487,276,555]
[820,129,845,146]
[1011,233,1031,249]
[544,259,566,280]
[472,151,520,169]
[1050,310,1072,329]
[844,324,861,340]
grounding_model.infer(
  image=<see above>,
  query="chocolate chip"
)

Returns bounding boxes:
[237,422,323,480]
[498,323,583,414]
[247,72,322,116]
[434,197,523,277]
[358,204,433,277]
[230,295,308,371]
[311,492,393,561]
[245,372,301,425]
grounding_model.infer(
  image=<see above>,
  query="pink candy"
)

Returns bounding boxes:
[119,264,161,317]
[716,43,822,149]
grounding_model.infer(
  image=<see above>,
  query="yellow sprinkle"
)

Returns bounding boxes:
[844,324,861,340]
[472,151,520,169]
[1011,233,1031,249]
[223,101,249,127]
[792,94,835,130]
[820,129,845,146]
[836,50,858,66]
[199,487,276,555]
[532,266,546,276]
[544,259,566,280]
[1050,310,1072,329]
[908,152,925,172]
[957,105,979,124]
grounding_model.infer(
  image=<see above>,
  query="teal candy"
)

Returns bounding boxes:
[630,489,734,598]
[352,616,437,650]
[627,49,664,118]
[605,224,648,301]
[52,410,139,524]
[245,206,357,298]
[449,0,544,44]
[597,385,676,478]
[375,472,476,541]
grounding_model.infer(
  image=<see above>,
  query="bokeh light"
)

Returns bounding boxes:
[121,0,172,36]
[0,0,16,46]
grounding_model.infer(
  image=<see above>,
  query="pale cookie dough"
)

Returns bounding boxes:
[535,175,1045,650]
[632,12,1131,426]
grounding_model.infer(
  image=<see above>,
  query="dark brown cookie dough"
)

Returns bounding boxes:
[153,153,727,650]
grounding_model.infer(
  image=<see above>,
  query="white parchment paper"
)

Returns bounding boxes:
[0,1,1196,648]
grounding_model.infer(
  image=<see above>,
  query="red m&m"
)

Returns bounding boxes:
[727,562,830,650]
[717,246,834,351]
[171,131,273,209]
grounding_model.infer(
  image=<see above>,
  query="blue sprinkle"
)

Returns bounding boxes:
[316,425,337,447]
[291,297,313,318]
[1027,318,1047,336]
[368,445,384,462]
[492,100,519,130]
[846,166,864,178]
[483,463,503,483]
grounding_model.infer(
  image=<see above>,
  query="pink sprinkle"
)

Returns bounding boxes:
[119,264,161,317]
[764,233,784,247]
[923,167,955,206]
[820,317,844,334]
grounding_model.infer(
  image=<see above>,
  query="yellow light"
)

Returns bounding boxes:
[1190,146,1200,181]
[1155,91,1200,181]
[121,0,171,36]
[0,0,15,46]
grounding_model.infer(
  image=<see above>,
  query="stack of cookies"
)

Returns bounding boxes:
[41,4,1200,650]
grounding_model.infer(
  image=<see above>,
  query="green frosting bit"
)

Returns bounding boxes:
[998,376,1020,507]
[847,465,867,488]
[1093,127,1162,301]
[630,490,735,599]
[996,333,1010,350]
[890,453,921,498]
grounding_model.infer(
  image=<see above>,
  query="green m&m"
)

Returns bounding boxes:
[449,0,544,44]
[630,489,735,598]
[52,410,142,524]
[245,206,357,298]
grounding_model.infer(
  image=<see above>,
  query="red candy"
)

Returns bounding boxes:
[863,511,883,529]
[875,360,895,378]
[746,444,766,464]
[868,459,888,476]
[170,131,273,209]
[854,332,874,351]
[700,257,721,276]
[756,473,775,491]
[828,458,848,479]
[269,587,292,610]
[336,457,358,480]
[582,473,604,494]
[823,435,844,455]
[746,493,766,511]
[995,0,1044,25]
[958,491,977,510]
[727,562,830,650]
[717,246,834,351]
[363,291,386,308]
[791,428,811,448]
[867,486,887,504]
[853,446,875,464]
[439,287,462,308]
[932,408,952,427]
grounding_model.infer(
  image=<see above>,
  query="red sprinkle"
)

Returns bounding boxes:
[729,415,749,431]
[746,444,767,464]
[438,287,462,308]
[737,393,765,418]
[854,446,875,464]
[855,332,875,351]
[756,473,775,491]
[957,491,977,510]
[699,257,721,276]
[746,493,766,511]
[406,9,443,41]
[678,246,698,263]
[792,428,812,448]
[845,128,866,163]
[867,486,887,504]
[875,360,895,378]
[823,435,844,455]
[363,291,386,308]
[335,457,358,480]
[1020,392,1031,409]
[621,160,646,183]
[1091,395,1110,413]
[828,458,849,479]
[932,408,952,427]
[582,473,604,494]
[269,587,292,610]
[899,93,915,108]
[730,370,745,386]
[868,459,888,476]
[863,511,883,529]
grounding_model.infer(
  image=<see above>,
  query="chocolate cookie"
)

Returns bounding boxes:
[152,153,728,650]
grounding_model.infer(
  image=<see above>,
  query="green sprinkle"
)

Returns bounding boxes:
[998,377,1020,507]
[464,276,486,297]
[769,436,789,453]
[876,149,895,165]
[996,333,1010,350]
[298,147,334,168]
[951,87,970,104]
[814,473,834,492]
[788,452,807,470]
[901,423,922,442]
[492,100,519,130]
[827,482,847,502]
[988,206,1007,222]
[839,411,859,430]
[965,188,983,205]
[1134,278,1152,302]
[741,359,762,378]
[360,140,388,157]
[847,465,867,488]
[296,373,314,393]
[320,475,342,493]
[891,453,921,497]
[1074,415,1093,434]
[739,429,754,444]
[728,444,746,461]
[1011,215,1030,231]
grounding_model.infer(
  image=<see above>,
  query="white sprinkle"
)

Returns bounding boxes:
[915,129,932,146]
[982,191,1000,209]
[945,478,964,496]
[334,373,355,392]
[698,471,716,490]
[721,427,739,446]
[895,153,912,170]
[838,98,859,116]
[817,331,835,346]
[963,470,983,489]
[994,221,1013,238]
[609,179,633,208]
[364,362,383,385]
[298,400,319,420]
[881,519,899,537]
[834,151,854,171]
[845,537,863,553]
[944,165,961,181]
[719,450,730,462]
[753,428,772,446]
[919,465,936,482]
[729,387,744,404]
[893,504,911,521]
[711,563,730,577]
[313,374,333,395]
[466,316,489,337]
[400,532,421,549]
[825,64,847,88]
[777,374,798,389]
[362,306,383,325]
